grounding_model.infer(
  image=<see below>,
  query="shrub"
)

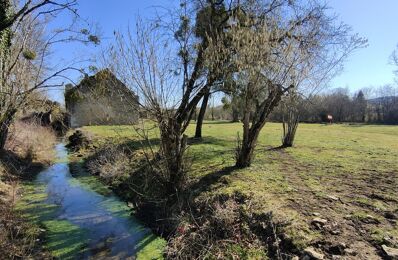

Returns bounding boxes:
[166,192,268,259]
[85,144,131,184]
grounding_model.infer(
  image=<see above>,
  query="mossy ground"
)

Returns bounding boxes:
[81,121,398,258]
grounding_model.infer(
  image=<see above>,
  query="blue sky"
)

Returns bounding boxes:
[47,0,398,103]
[329,0,398,91]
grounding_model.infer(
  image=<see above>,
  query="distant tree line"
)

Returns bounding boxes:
[272,86,398,124]
[213,85,398,124]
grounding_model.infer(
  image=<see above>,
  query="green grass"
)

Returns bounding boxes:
[136,234,167,260]
[82,121,398,253]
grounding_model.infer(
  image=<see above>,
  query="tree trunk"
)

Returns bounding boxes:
[236,122,262,168]
[159,118,188,194]
[0,124,8,150]
[235,100,261,168]
[282,108,299,147]
[195,89,210,138]
[0,109,16,150]
[235,86,285,168]
[231,107,239,122]
[211,106,214,121]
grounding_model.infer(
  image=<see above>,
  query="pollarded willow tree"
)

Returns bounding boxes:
[106,0,233,193]
[0,0,98,150]
[206,0,366,167]
[280,40,366,147]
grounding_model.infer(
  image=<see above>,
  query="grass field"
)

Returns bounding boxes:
[81,121,398,258]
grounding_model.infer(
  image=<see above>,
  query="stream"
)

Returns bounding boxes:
[18,143,164,259]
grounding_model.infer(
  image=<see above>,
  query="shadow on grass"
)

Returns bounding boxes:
[188,136,232,147]
[201,120,238,125]
[84,133,239,198]
[342,123,368,127]
[85,135,233,167]
[340,122,398,127]
[43,220,88,259]
[189,166,237,195]
[265,145,293,151]
[134,233,159,255]
[123,138,161,151]
[120,136,230,151]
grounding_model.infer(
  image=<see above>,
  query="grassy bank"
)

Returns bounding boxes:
[76,121,398,259]
[0,121,56,258]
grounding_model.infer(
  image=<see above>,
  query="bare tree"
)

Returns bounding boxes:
[281,91,300,147]
[0,0,98,150]
[371,85,398,124]
[0,0,79,33]
[281,31,366,146]
[205,0,366,167]
[105,1,231,193]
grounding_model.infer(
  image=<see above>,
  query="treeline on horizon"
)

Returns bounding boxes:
[198,85,398,125]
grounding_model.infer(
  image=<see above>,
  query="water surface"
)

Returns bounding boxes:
[19,143,164,259]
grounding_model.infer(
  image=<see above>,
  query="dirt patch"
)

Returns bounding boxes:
[273,148,397,259]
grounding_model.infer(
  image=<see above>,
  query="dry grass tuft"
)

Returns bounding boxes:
[5,121,56,164]
[166,192,270,259]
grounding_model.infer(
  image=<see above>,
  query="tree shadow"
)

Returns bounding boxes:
[0,149,45,181]
[122,138,161,151]
[201,120,237,125]
[266,145,286,151]
[188,136,232,147]
[342,123,368,127]
[133,233,159,256]
[43,221,88,259]
[189,166,237,195]
[85,135,233,168]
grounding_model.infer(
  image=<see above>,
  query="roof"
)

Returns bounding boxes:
[65,69,138,104]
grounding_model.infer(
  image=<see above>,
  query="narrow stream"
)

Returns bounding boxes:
[19,143,164,259]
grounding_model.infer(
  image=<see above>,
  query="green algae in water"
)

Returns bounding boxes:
[68,175,112,196]
[68,161,113,196]
[16,182,57,223]
[16,183,89,259]
[99,197,132,219]
[136,234,166,260]
[43,220,88,259]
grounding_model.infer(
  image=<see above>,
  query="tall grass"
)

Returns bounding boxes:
[5,121,56,164]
